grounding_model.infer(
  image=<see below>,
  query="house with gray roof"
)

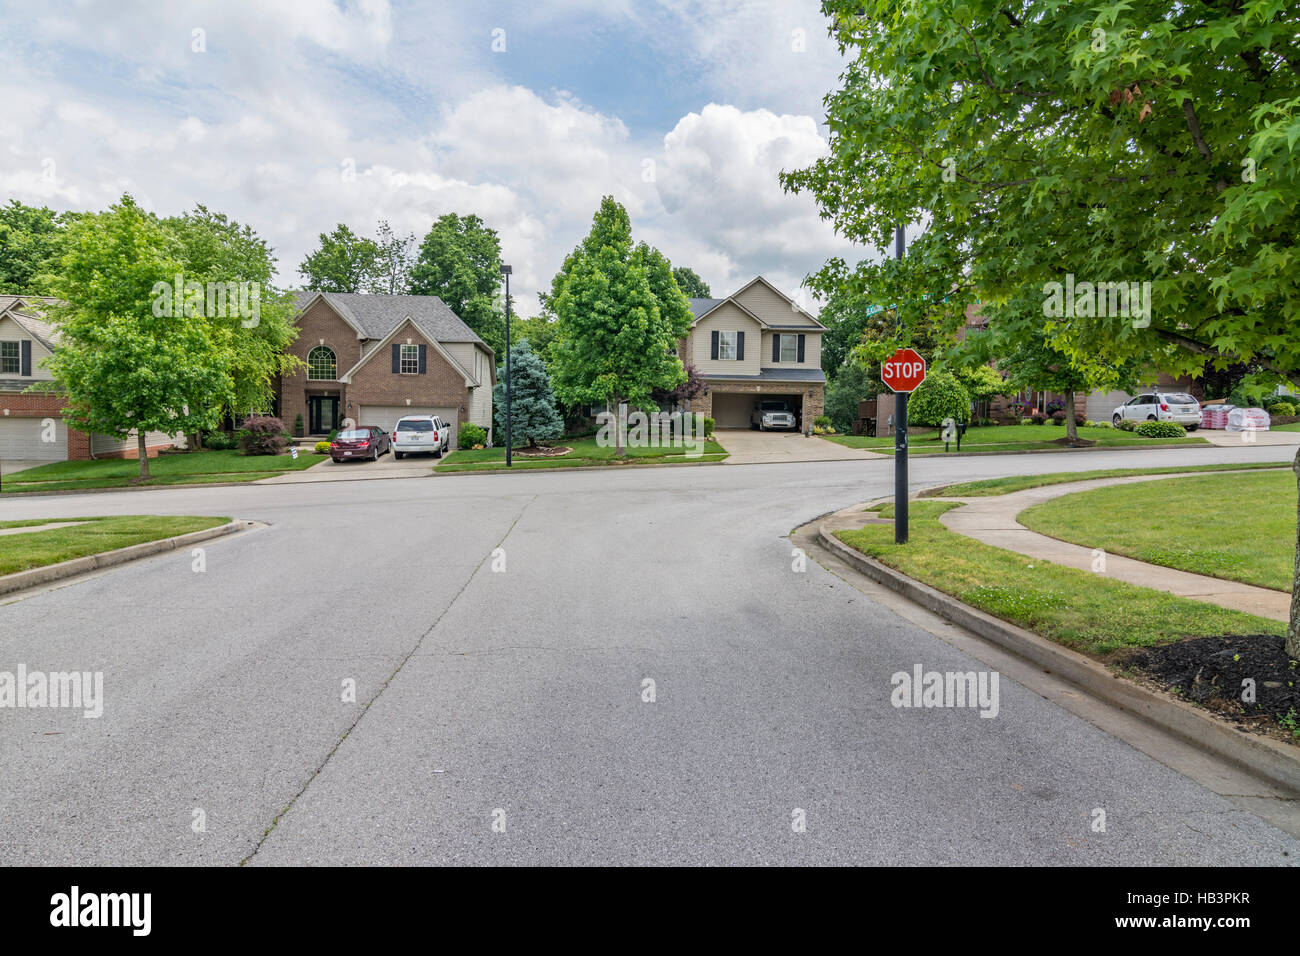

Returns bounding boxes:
[679,277,827,433]
[279,292,496,446]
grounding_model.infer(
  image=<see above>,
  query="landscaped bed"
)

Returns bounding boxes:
[834,500,1296,740]
[0,515,231,576]
[1,449,325,494]
[435,436,728,472]
[822,423,1208,455]
[1018,470,1296,591]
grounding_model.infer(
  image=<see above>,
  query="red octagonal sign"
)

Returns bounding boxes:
[881,347,927,393]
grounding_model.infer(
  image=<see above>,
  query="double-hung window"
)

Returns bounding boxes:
[0,342,18,375]
[718,331,738,360]
[779,334,798,363]
[400,344,420,374]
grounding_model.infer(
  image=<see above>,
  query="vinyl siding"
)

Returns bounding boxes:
[760,330,822,372]
[0,315,54,380]
[91,429,181,455]
[733,280,820,328]
[692,303,761,377]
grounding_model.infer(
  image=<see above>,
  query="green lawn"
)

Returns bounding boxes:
[1274,422,1300,432]
[436,437,728,472]
[1018,471,1297,591]
[823,423,1207,455]
[835,500,1283,658]
[0,515,231,576]
[924,462,1292,498]
[2,450,324,493]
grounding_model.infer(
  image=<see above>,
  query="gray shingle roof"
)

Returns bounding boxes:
[294,292,486,348]
[688,297,725,319]
[703,368,827,384]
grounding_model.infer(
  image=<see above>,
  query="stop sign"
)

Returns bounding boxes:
[881,347,927,393]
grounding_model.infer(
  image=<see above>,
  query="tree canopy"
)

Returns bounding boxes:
[671,266,711,298]
[409,213,506,355]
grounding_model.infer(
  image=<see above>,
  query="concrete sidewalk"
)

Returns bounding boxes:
[934,471,1290,621]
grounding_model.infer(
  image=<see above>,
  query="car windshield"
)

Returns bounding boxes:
[396,420,433,432]
[761,402,789,411]
[337,430,369,440]
[1164,393,1197,404]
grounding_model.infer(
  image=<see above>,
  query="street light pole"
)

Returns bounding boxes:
[893,224,907,544]
[501,264,512,468]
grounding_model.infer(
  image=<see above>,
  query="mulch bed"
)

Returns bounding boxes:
[1048,436,1097,447]
[512,445,571,458]
[1123,634,1300,743]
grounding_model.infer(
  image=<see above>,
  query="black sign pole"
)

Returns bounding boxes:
[895,390,909,544]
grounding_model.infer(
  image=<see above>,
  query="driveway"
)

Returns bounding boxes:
[257,448,437,483]
[716,428,884,464]
[1,442,1297,865]
[1200,427,1300,448]
[0,459,46,477]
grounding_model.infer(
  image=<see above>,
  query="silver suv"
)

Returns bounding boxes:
[750,400,797,431]
[392,415,451,459]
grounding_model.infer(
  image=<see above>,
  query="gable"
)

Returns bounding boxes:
[693,301,763,334]
[0,313,54,380]
[340,316,475,386]
[732,277,821,328]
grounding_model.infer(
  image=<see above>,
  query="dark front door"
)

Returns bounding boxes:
[308,396,339,434]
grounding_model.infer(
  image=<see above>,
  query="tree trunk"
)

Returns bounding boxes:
[1288,445,1300,661]
[1065,389,1077,441]
[137,431,151,480]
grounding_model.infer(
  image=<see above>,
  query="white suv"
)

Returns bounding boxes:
[1112,392,1201,430]
[392,415,451,459]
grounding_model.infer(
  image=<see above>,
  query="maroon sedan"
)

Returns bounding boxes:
[330,426,391,463]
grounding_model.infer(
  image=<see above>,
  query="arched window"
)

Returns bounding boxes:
[307,346,336,381]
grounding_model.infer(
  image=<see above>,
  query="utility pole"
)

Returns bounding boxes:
[501,264,512,468]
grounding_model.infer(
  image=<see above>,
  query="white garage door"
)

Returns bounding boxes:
[0,416,68,461]
[357,406,459,447]
[711,393,755,428]
[1086,390,1132,422]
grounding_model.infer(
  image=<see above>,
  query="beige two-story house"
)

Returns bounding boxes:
[681,277,826,432]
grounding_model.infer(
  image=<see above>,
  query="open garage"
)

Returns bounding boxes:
[709,390,806,430]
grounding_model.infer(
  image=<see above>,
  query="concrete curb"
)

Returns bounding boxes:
[433,459,729,476]
[840,441,1213,458]
[817,525,1300,795]
[0,519,256,598]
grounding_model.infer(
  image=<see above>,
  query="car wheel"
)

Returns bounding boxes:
[372,446,379,461]
[1146,415,1157,421]
[1112,414,1121,425]
[1185,425,1198,431]
[434,446,443,459]
[395,451,404,460]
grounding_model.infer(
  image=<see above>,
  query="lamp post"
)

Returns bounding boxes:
[893,225,907,544]
[500,264,512,468]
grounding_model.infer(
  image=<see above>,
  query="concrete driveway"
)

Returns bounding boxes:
[3,442,1297,865]
[0,459,47,477]
[716,428,884,464]
[257,447,437,483]
[1200,427,1300,448]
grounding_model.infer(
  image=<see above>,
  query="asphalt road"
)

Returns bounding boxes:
[1,443,1298,865]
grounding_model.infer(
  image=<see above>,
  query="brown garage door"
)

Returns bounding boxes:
[711,392,754,428]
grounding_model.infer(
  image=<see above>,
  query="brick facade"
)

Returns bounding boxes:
[278,301,473,441]
[0,388,93,460]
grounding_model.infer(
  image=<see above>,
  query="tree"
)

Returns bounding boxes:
[672,266,711,298]
[511,314,560,364]
[907,369,971,427]
[165,205,303,437]
[956,364,1011,414]
[0,200,74,294]
[44,196,231,479]
[784,0,1300,656]
[548,196,690,456]
[298,224,378,293]
[492,340,563,447]
[409,213,506,355]
[653,362,706,408]
[369,220,415,294]
[824,361,875,433]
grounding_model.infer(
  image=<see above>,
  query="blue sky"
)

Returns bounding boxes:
[0,0,866,311]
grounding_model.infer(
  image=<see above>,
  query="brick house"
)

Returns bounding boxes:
[0,296,179,462]
[279,292,495,447]
[682,277,826,433]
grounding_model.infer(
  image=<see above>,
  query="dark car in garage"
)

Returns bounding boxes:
[330,426,391,462]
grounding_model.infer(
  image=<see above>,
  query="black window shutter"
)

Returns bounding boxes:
[772,335,780,362]
[710,331,719,360]
[797,334,805,363]
[20,340,31,376]
[418,345,427,374]
[391,344,400,373]
[736,331,744,361]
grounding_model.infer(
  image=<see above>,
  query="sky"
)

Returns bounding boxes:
[0,0,870,314]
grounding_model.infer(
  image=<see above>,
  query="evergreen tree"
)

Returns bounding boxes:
[493,340,563,448]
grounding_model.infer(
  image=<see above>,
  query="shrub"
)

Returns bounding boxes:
[315,441,331,454]
[906,369,971,427]
[1090,420,1114,429]
[293,413,304,436]
[458,422,488,448]
[814,415,831,429]
[1269,401,1296,417]
[203,431,238,451]
[1261,394,1296,411]
[703,416,715,437]
[1050,410,1065,424]
[1134,420,1187,438]
[1018,417,1035,426]
[239,415,288,455]
[1115,418,1138,431]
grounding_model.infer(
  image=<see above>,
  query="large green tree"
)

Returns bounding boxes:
[784,0,1300,656]
[409,213,506,355]
[0,200,75,294]
[547,196,691,456]
[671,265,711,298]
[298,224,379,293]
[44,197,232,479]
